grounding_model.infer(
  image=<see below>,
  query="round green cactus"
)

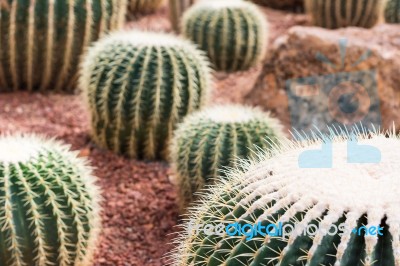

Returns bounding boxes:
[0,0,127,92]
[305,0,384,29]
[385,0,400,23]
[170,105,284,210]
[182,0,268,72]
[128,0,164,14]
[0,135,101,266]
[80,31,213,160]
[172,130,399,265]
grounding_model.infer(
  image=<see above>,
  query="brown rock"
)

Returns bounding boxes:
[245,25,400,134]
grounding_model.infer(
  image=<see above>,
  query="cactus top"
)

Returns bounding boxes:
[173,130,400,265]
[185,105,282,125]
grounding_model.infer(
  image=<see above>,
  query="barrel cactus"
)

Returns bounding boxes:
[385,0,400,23]
[171,105,284,210]
[0,134,101,266]
[182,0,268,72]
[80,31,212,160]
[128,0,164,14]
[172,130,399,265]
[0,0,127,92]
[305,0,384,29]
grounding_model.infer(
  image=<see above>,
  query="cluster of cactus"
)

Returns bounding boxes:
[80,31,213,160]
[182,0,268,72]
[172,130,399,265]
[0,0,127,92]
[250,0,304,11]
[170,105,284,210]
[128,0,164,14]
[169,0,196,32]
[305,0,384,29]
[0,135,101,265]
[385,0,400,23]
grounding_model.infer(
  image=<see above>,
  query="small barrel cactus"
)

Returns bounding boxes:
[128,0,164,14]
[182,0,268,72]
[172,130,400,265]
[80,31,213,160]
[0,0,127,92]
[0,134,101,266]
[305,0,384,29]
[170,105,284,210]
[385,0,400,23]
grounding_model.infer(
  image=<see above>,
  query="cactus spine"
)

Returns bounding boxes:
[385,0,400,23]
[169,0,196,32]
[305,0,384,29]
[170,105,284,210]
[0,0,127,92]
[182,0,268,72]
[128,0,164,14]
[80,31,213,160]
[172,130,400,265]
[0,135,101,266]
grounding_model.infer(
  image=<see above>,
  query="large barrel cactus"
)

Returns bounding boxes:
[0,134,101,266]
[172,130,399,265]
[0,0,127,92]
[128,0,164,14]
[80,31,213,160]
[385,0,400,23]
[182,0,268,72]
[170,105,284,210]
[305,0,384,29]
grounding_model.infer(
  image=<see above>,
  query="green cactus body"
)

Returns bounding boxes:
[0,0,126,92]
[182,0,268,72]
[0,135,101,266]
[173,131,400,265]
[305,0,384,29]
[171,105,284,210]
[385,0,400,23]
[80,31,213,160]
[128,0,164,14]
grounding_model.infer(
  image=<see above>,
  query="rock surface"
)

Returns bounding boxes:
[246,24,400,134]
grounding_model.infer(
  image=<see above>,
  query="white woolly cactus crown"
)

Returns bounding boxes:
[172,128,400,266]
[0,134,101,266]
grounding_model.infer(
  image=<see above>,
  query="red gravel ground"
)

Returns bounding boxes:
[0,6,306,266]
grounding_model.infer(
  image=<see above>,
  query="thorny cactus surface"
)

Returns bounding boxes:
[172,129,400,266]
[0,0,126,92]
[80,31,213,160]
[0,135,101,266]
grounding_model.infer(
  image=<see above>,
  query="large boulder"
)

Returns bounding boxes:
[245,25,400,134]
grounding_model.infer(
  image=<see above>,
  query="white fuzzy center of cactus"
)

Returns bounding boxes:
[242,135,400,214]
[0,136,42,163]
[203,0,250,9]
[204,106,257,123]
